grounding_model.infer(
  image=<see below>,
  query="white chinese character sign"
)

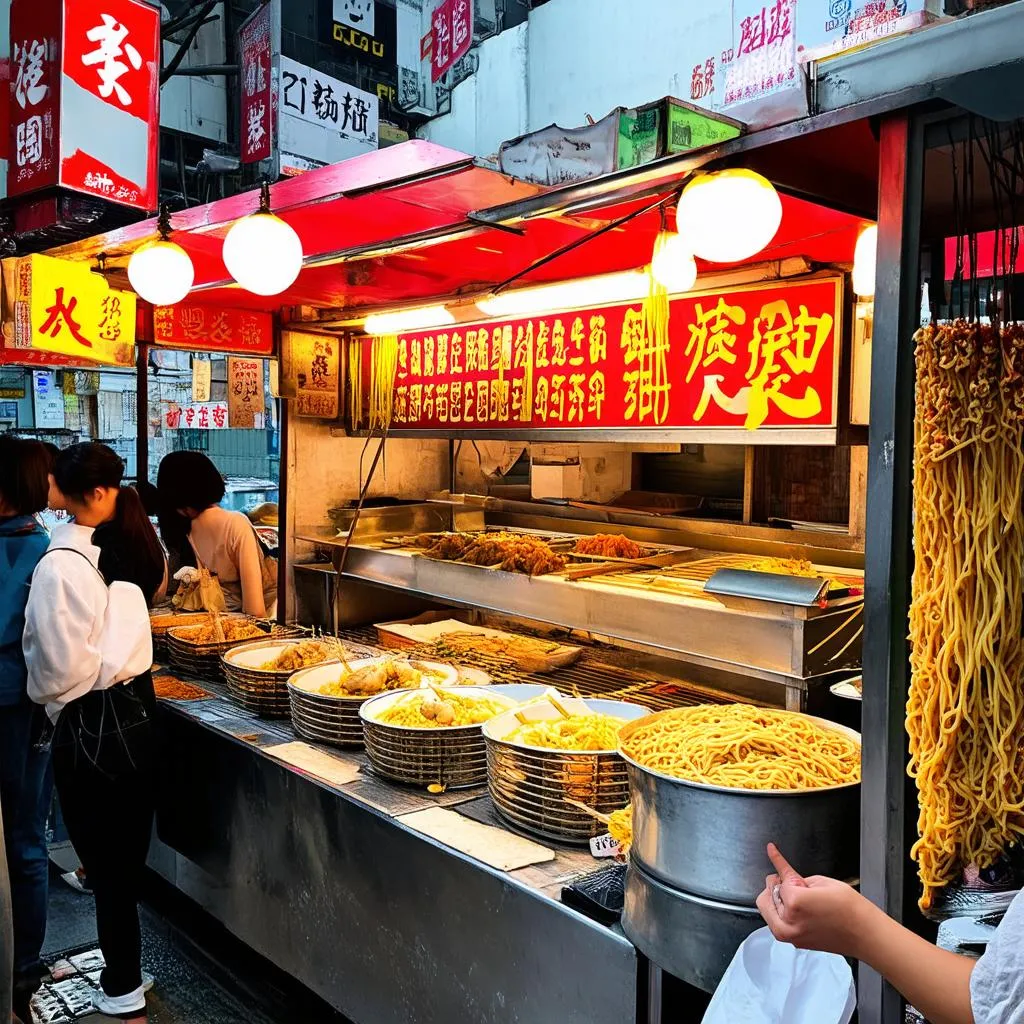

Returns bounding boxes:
[239,2,277,165]
[8,0,160,210]
[431,0,472,83]
[8,0,61,196]
[279,56,378,176]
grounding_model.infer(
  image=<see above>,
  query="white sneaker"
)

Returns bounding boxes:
[142,970,155,993]
[91,983,146,1015]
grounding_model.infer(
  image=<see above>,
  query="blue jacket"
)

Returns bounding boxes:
[0,516,49,705]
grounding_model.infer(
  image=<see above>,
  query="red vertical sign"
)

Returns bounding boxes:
[240,3,273,164]
[8,0,62,197]
[60,0,161,211]
[431,0,472,83]
[8,0,160,210]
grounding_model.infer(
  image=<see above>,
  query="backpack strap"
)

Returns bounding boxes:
[39,546,108,586]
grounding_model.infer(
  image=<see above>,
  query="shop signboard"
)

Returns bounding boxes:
[151,304,275,356]
[8,254,136,367]
[334,0,375,34]
[355,276,843,439]
[192,358,211,403]
[281,329,340,419]
[227,356,265,429]
[430,0,472,82]
[796,0,943,63]
[33,369,65,427]
[239,0,278,167]
[8,0,161,211]
[279,56,378,175]
[164,400,229,431]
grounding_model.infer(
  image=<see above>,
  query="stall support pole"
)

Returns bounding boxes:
[646,963,663,1024]
[858,112,923,1024]
[136,342,149,485]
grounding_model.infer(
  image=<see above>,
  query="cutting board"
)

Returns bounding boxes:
[398,807,555,871]
[264,742,362,788]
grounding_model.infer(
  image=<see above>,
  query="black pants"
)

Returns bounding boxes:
[52,673,156,998]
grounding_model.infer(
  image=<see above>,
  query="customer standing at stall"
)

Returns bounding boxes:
[757,843,1021,1024]
[0,437,52,1023]
[23,443,165,1018]
[155,451,276,617]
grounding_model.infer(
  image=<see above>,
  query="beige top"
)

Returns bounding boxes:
[189,506,275,617]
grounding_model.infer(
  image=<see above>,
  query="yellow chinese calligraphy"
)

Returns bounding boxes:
[685,299,745,384]
[621,307,671,425]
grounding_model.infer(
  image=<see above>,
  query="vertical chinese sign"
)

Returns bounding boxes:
[227,356,265,428]
[9,0,61,196]
[8,254,137,367]
[8,0,161,210]
[281,330,340,419]
[354,276,843,439]
[239,1,276,166]
[430,0,472,82]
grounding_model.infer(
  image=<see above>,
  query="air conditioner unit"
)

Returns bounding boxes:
[474,0,499,38]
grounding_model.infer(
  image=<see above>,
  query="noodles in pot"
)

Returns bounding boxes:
[620,704,860,791]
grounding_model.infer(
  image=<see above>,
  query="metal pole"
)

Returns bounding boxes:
[0,799,13,1024]
[646,963,663,1024]
[136,341,149,486]
[858,112,924,1024]
[277,390,289,626]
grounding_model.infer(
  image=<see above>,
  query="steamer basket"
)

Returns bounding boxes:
[223,639,340,719]
[483,698,650,845]
[151,612,211,663]
[167,619,300,682]
[360,687,516,789]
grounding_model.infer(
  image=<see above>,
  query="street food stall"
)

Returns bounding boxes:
[12,27,1024,1014]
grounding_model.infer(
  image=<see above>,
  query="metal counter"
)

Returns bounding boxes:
[150,685,639,1024]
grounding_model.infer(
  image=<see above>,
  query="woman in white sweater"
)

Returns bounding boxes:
[23,444,165,1018]
[156,451,276,617]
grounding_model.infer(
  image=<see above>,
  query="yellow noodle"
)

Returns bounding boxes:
[369,334,399,431]
[607,805,633,852]
[372,689,508,728]
[620,704,860,791]
[908,322,1024,910]
[508,713,627,751]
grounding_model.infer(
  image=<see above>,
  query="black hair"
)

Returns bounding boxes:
[155,451,226,565]
[41,441,60,469]
[0,435,50,516]
[54,443,165,605]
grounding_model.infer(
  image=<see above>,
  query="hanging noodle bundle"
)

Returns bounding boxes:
[349,338,363,425]
[637,249,671,426]
[369,334,399,431]
[620,704,860,791]
[908,321,1024,909]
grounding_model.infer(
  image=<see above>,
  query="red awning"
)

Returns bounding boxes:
[43,139,870,319]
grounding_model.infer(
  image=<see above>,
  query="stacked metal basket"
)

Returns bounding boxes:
[222,639,339,718]
[360,686,512,789]
[483,698,650,844]
[167,618,300,683]
[150,611,214,664]
[287,661,375,747]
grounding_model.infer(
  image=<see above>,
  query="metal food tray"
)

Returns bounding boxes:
[483,698,651,845]
[222,639,341,720]
[167,622,302,682]
[287,687,370,748]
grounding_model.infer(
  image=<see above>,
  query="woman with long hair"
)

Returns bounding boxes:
[156,450,276,617]
[0,437,52,1022]
[23,443,165,1017]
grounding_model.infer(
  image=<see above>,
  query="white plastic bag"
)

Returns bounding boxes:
[702,927,856,1024]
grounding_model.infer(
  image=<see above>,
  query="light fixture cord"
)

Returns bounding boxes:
[157,203,172,242]
[259,180,273,215]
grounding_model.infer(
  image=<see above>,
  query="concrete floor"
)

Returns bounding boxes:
[33,862,349,1024]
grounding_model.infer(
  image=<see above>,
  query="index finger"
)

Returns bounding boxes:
[767,843,806,885]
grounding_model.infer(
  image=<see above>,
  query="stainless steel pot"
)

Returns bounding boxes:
[620,713,860,905]
[622,862,762,994]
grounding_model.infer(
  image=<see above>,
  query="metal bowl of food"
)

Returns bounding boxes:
[360,686,517,789]
[619,709,861,905]
[223,638,342,718]
[483,698,650,845]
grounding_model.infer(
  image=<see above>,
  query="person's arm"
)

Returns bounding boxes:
[231,517,267,618]
[23,556,104,711]
[757,846,975,1024]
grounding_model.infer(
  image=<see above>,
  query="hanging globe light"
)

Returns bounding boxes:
[222,182,303,296]
[852,224,878,298]
[650,231,698,293]
[127,206,194,306]
[676,169,783,264]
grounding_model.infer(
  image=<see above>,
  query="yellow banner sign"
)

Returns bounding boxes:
[10,254,136,367]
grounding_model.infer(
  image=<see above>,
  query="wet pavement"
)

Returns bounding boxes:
[31,861,350,1024]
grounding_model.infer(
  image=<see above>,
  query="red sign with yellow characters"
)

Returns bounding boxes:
[359,275,843,434]
[152,304,275,356]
